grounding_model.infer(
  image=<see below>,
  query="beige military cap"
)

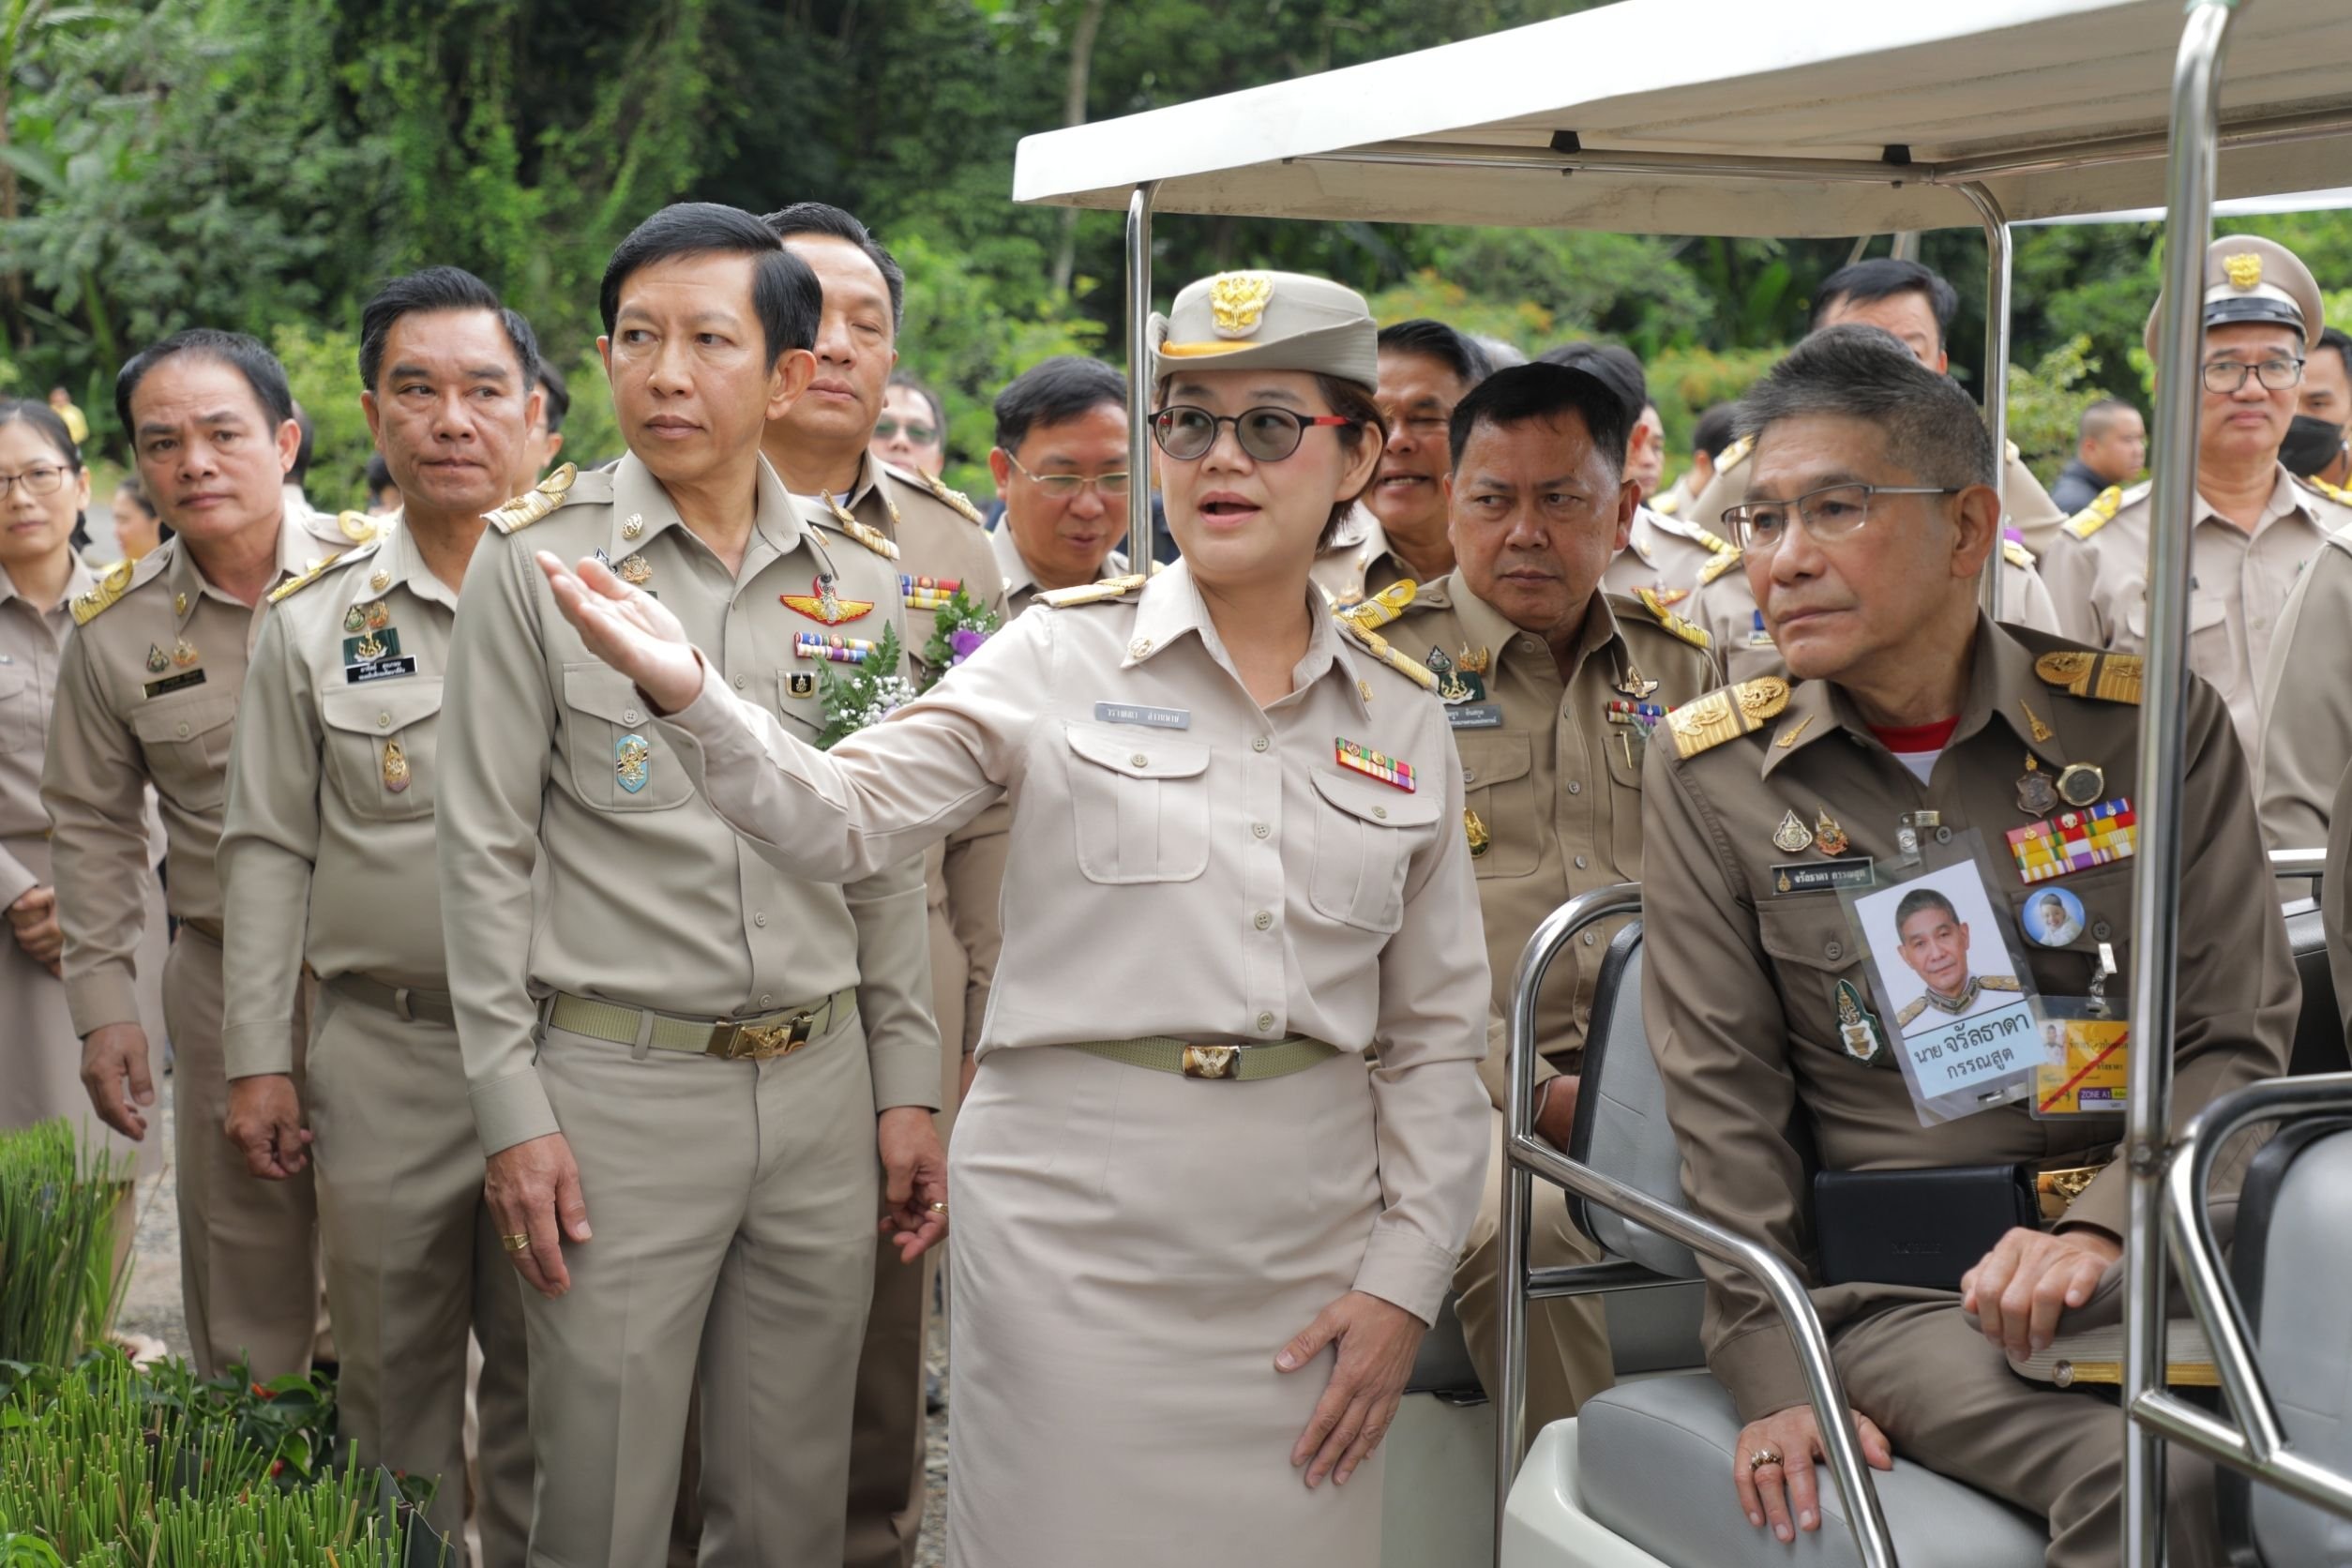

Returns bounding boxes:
[1149,270,1378,391]
[2144,234,2326,354]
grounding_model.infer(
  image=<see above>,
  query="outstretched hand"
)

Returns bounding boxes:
[535,551,704,716]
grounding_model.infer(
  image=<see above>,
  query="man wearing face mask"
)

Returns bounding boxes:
[2282,325,2350,496]
[2041,235,2352,762]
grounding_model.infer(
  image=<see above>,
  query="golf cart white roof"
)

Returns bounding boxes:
[1013,0,2352,237]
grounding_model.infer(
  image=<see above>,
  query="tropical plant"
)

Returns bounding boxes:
[0,1121,127,1368]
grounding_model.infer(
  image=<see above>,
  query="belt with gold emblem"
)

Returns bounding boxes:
[547,988,856,1063]
[1062,1035,1344,1081]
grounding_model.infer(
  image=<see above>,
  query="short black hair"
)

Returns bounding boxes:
[115,328,294,437]
[1810,258,1960,350]
[1533,341,1647,425]
[600,202,822,369]
[887,371,945,439]
[288,403,314,483]
[1692,402,1740,461]
[0,398,82,471]
[761,201,906,333]
[536,361,571,433]
[1895,886,1959,929]
[358,265,540,398]
[2314,325,2352,380]
[1740,325,1995,490]
[1376,319,1491,389]
[1447,361,1635,474]
[994,356,1128,453]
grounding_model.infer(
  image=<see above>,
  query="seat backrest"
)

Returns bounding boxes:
[2283,903,2348,1078]
[1566,920,1702,1281]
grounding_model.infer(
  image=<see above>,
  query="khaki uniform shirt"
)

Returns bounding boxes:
[989,525,1131,624]
[42,506,375,1033]
[1390,577,1716,1108]
[2038,467,2352,758]
[1639,623,2296,1421]
[653,560,1493,1322]
[1689,437,2069,558]
[1599,505,1742,606]
[1650,472,1703,520]
[435,456,941,1157]
[1310,505,1415,607]
[219,522,456,1077]
[1691,540,2062,685]
[2255,524,2352,852]
[0,556,94,909]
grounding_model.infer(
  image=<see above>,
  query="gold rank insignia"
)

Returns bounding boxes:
[2224,251,2263,290]
[265,550,352,606]
[1696,548,1743,587]
[821,492,901,561]
[2002,538,2036,570]
[171,639,200,669]
[1463,807,1491,857]
[1209,271,1275,338]
[1335,580,1416,633]
[915,469,988,527]
[1332,611,1439,691]
[2035,649,2142,706]
[1038,574,1147,609]
[71,558,137,625]
[1667,675,1789,759]
[337,509,380,546]
[622,513,644,540]
[616,554,653,587]
[1637,587,1712,650]
[2294,472,2352,505]
[615,733,651,795]
[2063,485,2127,540]
[382,738,410,794]
[485,462,577,535]
[779,575,873,626]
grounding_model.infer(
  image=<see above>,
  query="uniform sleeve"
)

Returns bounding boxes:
[41,628,152,1034]
[2057,679,2298,1237]
[2002,453,2068,558]
[1638,743,1818,1422]
[0,840,36,912]
[437,531,564,1156]
[844,854,944,1114]
[942,800,1011,1058]
[1474,1001,1560,1113]
[2035,534,2108,647]
[656,609,1044,880]
[2255,543,2352,853]
[2001,559,2062,636]
[218,605,324,1078]
[1352,734,1493,1325]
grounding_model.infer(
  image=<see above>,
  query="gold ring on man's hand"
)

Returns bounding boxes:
[928,1201,948,1214]
[502,1232,531,1253]
[1748,1447,1784,1471]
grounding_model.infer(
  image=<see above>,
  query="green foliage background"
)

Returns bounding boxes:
[0,0,2348,506]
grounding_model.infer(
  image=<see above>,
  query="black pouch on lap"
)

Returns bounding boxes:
[1813,1164,2040,1290]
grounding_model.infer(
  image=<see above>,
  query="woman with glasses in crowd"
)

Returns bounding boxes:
[0,400,170,1192]
[535,270,1489,1566]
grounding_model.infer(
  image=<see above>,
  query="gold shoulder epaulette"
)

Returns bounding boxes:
[915,469,988,527]
[2005,440,2023,464]
[337,509,381,546]
[1335,580,1416,632]
[1666,676,1788,759]
[2062,485,2125,540]
[267,549,356,605]
[485,462,578,535]
[1333,612,1438,691]
[1696,526,1739,556]
[1696,548,1743,588]
[2035,649,2141,705]
[1714,434,1753,474]
[1896,996,1927,1029]
[2002,538,2036,570]
[1638,586,1712,649]
[1037,573,1146,609]
[2294,471,2352,507]
[68,559,136,626]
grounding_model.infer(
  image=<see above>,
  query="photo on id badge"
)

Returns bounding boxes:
[1840,836,2040,1125]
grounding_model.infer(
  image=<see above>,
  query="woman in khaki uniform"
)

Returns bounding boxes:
[0,400,167,1177]
[534,272,1491,1566]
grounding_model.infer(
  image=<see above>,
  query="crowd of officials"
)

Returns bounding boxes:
[3,191,2350,1568]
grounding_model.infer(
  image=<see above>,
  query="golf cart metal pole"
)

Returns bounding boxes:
[2121,5,2240,1564]
[1124,183,1157,573]
[1952,182,2012,620]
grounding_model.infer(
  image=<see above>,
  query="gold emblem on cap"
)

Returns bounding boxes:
[1209,272,1275,339]
[2224,252,2263,291]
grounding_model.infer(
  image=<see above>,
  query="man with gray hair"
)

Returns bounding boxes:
[1640,325,2291,1565]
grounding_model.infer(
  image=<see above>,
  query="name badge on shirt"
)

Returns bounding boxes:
[346,656,419,685]
[1772,858,1875,896]
[1094,701,1190,730]
[1445,702,1503,730]
[143,670,207,699]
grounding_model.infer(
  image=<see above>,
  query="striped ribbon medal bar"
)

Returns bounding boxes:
[901,575,962,611]
[794,631,881,664]
[2007,797,2136,884]
[1334,738,1416,792]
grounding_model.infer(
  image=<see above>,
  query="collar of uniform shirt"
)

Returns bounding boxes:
[1123,558,1369,719]
[1444,570,1621,686]
[611,449,813,567]
[1757,615,2069,778]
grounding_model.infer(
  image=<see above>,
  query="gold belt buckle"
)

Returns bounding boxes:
[1181,1044,1240,1080]
[714,1008,817,1062]
[2036,1164,2102,1222]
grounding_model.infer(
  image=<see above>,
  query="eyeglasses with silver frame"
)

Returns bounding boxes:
[1719,482,1964,551]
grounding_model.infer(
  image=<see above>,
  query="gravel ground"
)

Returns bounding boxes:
[115,1067,955,1565]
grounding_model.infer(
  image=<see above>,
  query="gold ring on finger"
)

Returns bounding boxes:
[1748,1447,1783,1471]
[503,1232,531,1253]
[928,1201,948,1214]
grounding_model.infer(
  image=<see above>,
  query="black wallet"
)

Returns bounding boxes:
[1813,1164,2041,1291]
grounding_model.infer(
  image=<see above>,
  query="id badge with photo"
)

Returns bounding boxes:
[2028,998,2129,1120]
[1836,829,2042,1126]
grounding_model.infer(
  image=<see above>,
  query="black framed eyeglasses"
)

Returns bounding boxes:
[1719,482,1962,550]
[1150,405,1359,463]
[2200,356,2304,394]
[0,465,68,498]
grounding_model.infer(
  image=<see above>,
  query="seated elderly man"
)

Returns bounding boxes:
[1641,326,2295,1568]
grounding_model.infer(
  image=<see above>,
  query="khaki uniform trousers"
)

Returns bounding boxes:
[1836,1301,2219,1568]
[162,927,319,1380]
[307,987,532,1563]
[1454,1107,1615,1426]
[526,1008,881,1568]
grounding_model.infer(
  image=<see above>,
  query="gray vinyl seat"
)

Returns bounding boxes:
[1557,920,2047,1568]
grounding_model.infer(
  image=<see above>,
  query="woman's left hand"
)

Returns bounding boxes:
[1276,1289,1426,1489]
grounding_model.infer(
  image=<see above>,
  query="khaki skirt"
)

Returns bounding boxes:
[946,1045,1386,1568]
[0,835,167,1178]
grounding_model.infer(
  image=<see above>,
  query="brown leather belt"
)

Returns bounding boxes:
[327,973,456,1027]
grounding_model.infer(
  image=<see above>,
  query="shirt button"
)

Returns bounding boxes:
[1256,1011,1276,1033]
[1582,932,1596,947]
[1131,753,1150,768]
[1825,940,1845,961]
[1575,854,1589,869]
[1373,805,1388,820]
[1253,735,1270,753]
[760,993,775,1007]
[2092,920,2112,942]
[1566,780,1582,795]
[733,674,747,691]
[625,707,642,724]
[753,912,768,927]
[1252,822,1270,839]
[376,713,391,729]
[1463,768,1476,784]
[1254,910,1273,930]
[175,721,190,738]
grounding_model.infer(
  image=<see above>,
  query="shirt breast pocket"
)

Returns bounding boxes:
[2124,593,2232,685]
[0,665,36,754]
[1458,731,1537,880]
[320,682,442,822]
[560,662,694,812]
[129,694,238,811]
[1062,721,1211,884]
[1758,897,1888,1071]
[1306,767,1440,934]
